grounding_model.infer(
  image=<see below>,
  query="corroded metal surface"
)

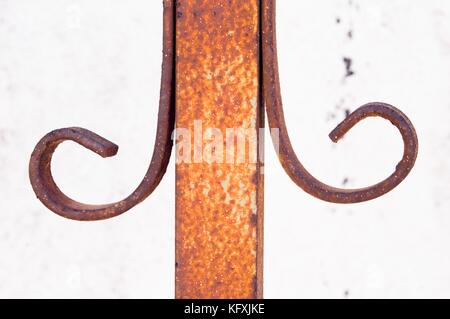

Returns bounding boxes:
[175,0,263,299]
[262,0,418,203]
[28,0,175,221]
[27,0,420,299]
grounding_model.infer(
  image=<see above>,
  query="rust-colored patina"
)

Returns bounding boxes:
[28,0,419,299]
[175,0,263,299]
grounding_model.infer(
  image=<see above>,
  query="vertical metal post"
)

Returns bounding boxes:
[175,0,264,299]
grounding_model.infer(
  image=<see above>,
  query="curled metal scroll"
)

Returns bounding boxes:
[261,0,418,203]
[29,0,175,221]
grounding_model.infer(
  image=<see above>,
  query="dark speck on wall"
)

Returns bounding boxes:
[343,57,355,77]
[347,30,353,39]
[344,109,351,118]
[336,17,341,24]
[344,290,350,298]
[326,100,347,122]
[342,177,349,186]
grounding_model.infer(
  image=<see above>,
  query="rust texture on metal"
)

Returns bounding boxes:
[27,0,420,300]
[261,0,418,203]
[175,0,263,299]
[28,0,176,221]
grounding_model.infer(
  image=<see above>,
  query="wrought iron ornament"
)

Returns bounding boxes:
[29,0,418,298]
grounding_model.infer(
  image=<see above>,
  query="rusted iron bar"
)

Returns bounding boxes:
[175,0,263,299]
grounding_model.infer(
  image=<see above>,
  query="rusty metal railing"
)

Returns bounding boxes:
[29,0,418,299]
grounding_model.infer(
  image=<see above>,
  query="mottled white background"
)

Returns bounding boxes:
[0,0,449,298]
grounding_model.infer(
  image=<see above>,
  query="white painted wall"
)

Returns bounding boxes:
[0,0,449,298]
